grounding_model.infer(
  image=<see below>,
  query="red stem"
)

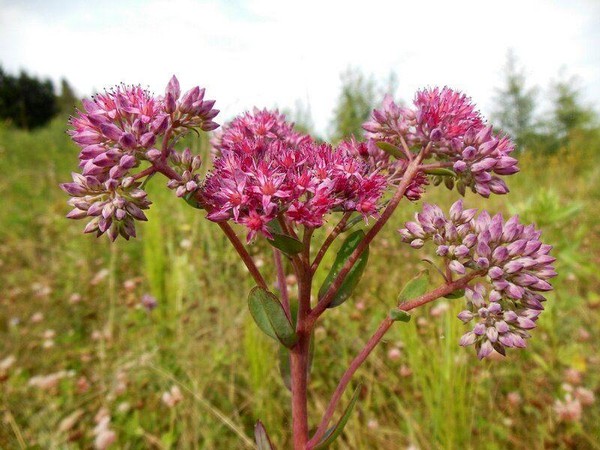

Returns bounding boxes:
[217,222,268,289]
[132,166,157,180]
[290,255,313,449]
[307,271,483,448]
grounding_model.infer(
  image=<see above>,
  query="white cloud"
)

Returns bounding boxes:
[0,0,598,134]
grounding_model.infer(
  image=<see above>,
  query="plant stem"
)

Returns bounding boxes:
[132,165,157,180]
[311,212,351,274]
[290,335,310,449]
[307,271,483,448]
[307,150,425,329]
[217,221,268,289]
[290,257,313,449]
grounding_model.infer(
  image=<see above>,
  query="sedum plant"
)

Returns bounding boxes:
[61,77,556,449]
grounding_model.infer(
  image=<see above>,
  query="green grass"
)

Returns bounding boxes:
[1,118,599,449]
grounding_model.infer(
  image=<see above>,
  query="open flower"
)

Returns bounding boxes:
[203,110,386,241]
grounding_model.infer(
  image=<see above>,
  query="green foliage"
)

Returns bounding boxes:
[319,230,369,308]
[57,78,79,116]
[389,309,411,322]
[314,384,362,449]
[549,73,595,139]
[330,67,377,142]
[268,233,304,256]
[491,50,538,150]
[0,66,58,129]
[248,287,298,348]
[397,271,429,304]
[376,141,405,159]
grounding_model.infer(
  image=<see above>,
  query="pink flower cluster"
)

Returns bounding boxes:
[363,87,518,198]
[203,110,387,240]
[399,200,556,359]
[61,76,218,240]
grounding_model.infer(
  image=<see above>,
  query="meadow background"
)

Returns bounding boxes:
[1,48,600,450]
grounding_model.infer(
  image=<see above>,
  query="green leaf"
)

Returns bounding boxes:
[444,289,465,299]
[341,213,364,233]
[315,384,362,449]
[390,309,411,322]
[398,271,429,303]
[268,233,304,255]
[423,167,456,177]
[267,218,284,234]
[318,230,369,308]
[248,287,298,348]
[278,346,291,391]
[376,141,405,159]
[183,191,203,209]
[255,421,277,450]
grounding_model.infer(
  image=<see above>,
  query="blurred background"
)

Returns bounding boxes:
[1,0,599,448]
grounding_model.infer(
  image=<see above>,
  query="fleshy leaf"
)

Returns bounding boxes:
[319,230,369,308]
[341,213,363,233]
[183,192,203,209]
[444,288,465,299]
[248,287,298,348]
[390,309,411,322]
[398,271,429,303]
[315,384,362,449]
[424,168,456,177]
[268,233,304,255]
[255,421,277,450]
[278,346,291,391]
[376,141,405,159]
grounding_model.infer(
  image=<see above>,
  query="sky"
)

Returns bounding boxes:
[1,0,598,134]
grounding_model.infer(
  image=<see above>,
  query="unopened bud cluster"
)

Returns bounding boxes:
[166,148,203,198]
[61,76,218,239]
[399,200,556,358]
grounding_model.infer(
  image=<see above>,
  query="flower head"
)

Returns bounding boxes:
[364,87,519,198]
[61,173,151,241]
[211,108,311,158]
[203,110,386,240]
[63,76,216,240]
[400,200,556,359]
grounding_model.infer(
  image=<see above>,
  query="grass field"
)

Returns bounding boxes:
[1,117,599,449]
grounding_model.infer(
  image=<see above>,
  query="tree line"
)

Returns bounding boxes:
[1,54,597,153]
[0,66,77,129]
[320,52,597,154]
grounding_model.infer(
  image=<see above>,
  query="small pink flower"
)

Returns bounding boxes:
[554,395,582,423]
